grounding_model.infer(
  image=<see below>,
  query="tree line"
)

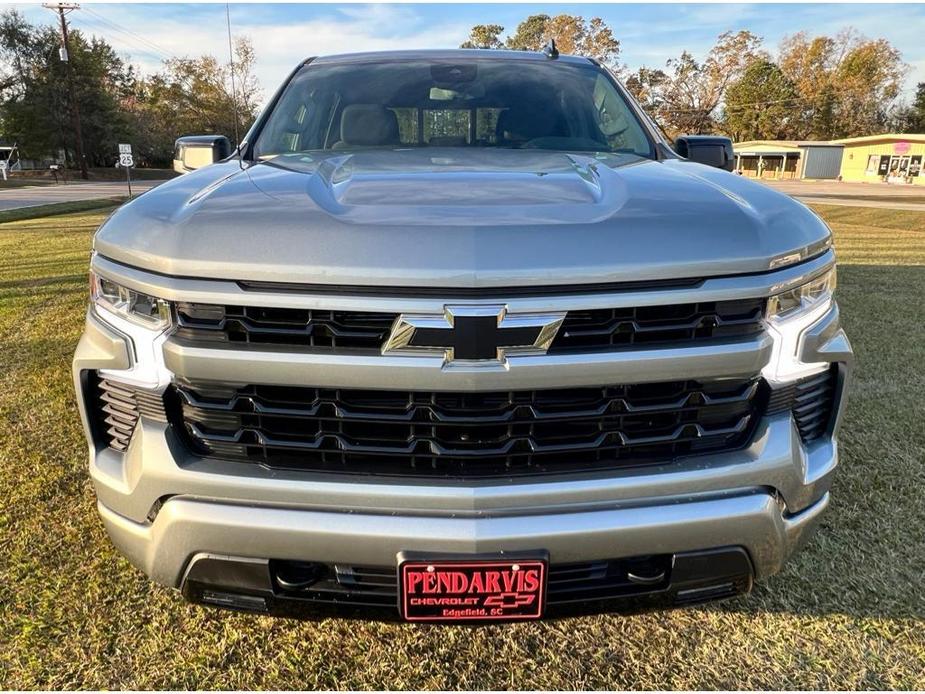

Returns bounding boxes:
[0,9,260,169]
[1,8,924,171]
[461,14,923,142]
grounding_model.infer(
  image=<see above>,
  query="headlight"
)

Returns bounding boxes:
[767,267,836,321]
[90,272,171,329]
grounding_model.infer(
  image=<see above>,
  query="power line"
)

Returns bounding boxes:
[68,14,172,64]
[66,8,213,117]
[82,6,177,62]
[71,6,232,109]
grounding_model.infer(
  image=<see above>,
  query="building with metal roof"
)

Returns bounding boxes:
[733,134,925,184]
[732,140,845,180]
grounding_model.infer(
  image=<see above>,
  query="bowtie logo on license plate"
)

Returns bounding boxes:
[382,305,565,365]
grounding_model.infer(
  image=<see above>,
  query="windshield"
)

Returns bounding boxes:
[253,58,655,159]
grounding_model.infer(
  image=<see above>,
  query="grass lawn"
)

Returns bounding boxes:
[0,178,57,189]
[0,198,127,225]
[1,168,178,185]
[0,204,923,689]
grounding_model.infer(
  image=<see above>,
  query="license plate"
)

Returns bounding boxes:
[399,557,547,622]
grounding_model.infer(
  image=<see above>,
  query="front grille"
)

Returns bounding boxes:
[171,377,763,477]
[767,365,839,443]
[269,555,672,608]
[91,376,167,451]
[173,298,766,353]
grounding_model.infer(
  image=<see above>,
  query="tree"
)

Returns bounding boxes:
[505,14,549,52]
[581,17,620,68]
[624,66,669,115]
[779,29,907,139]
[652,30,765,137]
[0,9,263,168]
[893,82,925,133]
[0,9,135,167]
[723,59,798,140]
[129,36,261,165]
[460,24,504,50]
[834,36,905,137]
[461,14,621,69]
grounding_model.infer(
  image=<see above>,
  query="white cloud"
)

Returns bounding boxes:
[33,3,472,99]
[13,2,925,101]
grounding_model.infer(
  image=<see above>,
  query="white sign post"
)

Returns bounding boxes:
[0,160,7,182]
[117,144,134,198]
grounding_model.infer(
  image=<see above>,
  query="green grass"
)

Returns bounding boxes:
[0,198,127,225]
[0,178,57,189]
[797,193,925,205]
[2,167,177,184]
[1,205,923,689]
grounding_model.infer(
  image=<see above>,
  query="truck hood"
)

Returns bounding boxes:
[95,149,831,288]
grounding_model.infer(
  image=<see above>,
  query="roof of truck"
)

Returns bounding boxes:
[308,48,595,66]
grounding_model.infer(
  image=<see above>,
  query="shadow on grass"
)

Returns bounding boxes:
[0,274,87,292]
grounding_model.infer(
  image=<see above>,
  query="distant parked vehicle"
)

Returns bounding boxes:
[0,144,21,173]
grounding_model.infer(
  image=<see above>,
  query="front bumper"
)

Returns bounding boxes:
[73,257,852,619]
[99,486,829,619]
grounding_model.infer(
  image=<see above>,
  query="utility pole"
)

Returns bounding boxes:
[43,2,88,180]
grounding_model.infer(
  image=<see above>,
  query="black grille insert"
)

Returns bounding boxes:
[173,298,766,353]
[552,299,766,350]
[174,303,396,350]
[171,377,763,477]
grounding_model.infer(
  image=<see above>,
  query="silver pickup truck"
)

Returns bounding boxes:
[73,47,852,622]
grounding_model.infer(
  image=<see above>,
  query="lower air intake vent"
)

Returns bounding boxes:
[792,367,839,441]
[268,555,673,608]
[92,375,167,451]
[767,365,839,443]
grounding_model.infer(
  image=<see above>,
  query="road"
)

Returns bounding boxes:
[762,179,925,210]
[0,180,167,211]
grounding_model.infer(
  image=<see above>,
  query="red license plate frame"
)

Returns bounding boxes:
[399,557,547,622]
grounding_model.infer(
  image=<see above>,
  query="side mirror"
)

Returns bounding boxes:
[173,135,232,174]
[674,135,734,172]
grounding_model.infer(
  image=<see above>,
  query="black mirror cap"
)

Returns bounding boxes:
[674,135,735,172]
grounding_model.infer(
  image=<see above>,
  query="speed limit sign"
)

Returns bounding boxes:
[119,153,134,168]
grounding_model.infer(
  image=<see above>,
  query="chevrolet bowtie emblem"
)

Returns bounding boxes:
[382,305,566,364]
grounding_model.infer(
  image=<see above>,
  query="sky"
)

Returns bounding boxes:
[12,2,925,105]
